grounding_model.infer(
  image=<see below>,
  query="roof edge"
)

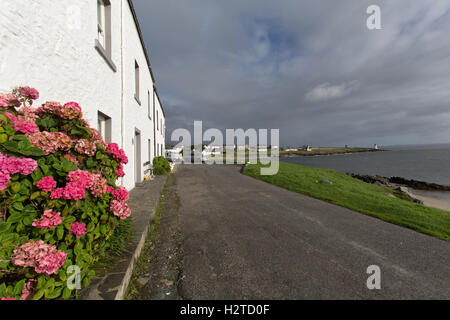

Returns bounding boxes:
[127,0,165,118]
[153,85,166,118]
[127,0,155,83]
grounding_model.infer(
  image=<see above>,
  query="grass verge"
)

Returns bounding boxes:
[91,217,133,277]
[243,162,450,242]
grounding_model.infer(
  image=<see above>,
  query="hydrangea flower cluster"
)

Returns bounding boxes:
[74,139,97,156]
[18,86,40,100]
[111,186,129,201]
[36,176,57,192]
[36,101,82,120]
[116,164,125,178]
[5,112,38,134]
[89,173,108,198]
[49,170,111,201]
[12,240,67,275]
[106,143,128,164]
[0,152,37,190]
[0,93,21,108]
[60,102,82,120]
[27,131,72,155]
[69,222,87,239]
[67,170,94,188]
[20,279,37,300]
[90,128,107,149]
[109,200,131,220]
[32,210,63,229]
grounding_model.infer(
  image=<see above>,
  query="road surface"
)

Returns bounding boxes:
[170,165,450,299]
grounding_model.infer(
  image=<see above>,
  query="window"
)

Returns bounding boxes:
[97,111,112,143]
[95,0,116,71]
[148,90,152,119]
[135,61,140,104]
[97,0,106,48]
[157,110,159,131]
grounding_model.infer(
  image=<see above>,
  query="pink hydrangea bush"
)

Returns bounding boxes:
[0,87,132,300]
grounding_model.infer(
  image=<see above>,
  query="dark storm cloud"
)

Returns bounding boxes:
[133,0,450,147]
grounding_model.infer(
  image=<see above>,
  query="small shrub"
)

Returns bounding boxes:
[153,156,170,175]
[0,87,132,300]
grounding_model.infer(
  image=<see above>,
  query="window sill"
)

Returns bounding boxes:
[134,95,141,106]
[95,40,117,72]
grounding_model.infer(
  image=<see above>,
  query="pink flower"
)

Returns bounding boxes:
[18,87,39,100]
[62,182,86,201]
[90,128,107,148]
[107,186,115,193]
[35,251,67,275]
[0,153,37,190]
[14,120,38,134]
[27,131,72,155]
[13,240,66,275]
[67,170,93,188]
[107,143,128,164]
[6,112,38,134]
[20,279,37,300]
[50,188,64,199]
[32,210,63,229]
[110,200,131,220]
[89,173,107,197]
[112,186,129,201]
[69,222,86,238]
[74,139,97,156]
[61,102,82,120]
[64,154,79,165]
[0,93,21,108]
[116,164,125,178]
[37,101,61,116]
[36,177,57,192]
[1,297,16,300]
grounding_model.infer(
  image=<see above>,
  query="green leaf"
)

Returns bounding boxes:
[14,279,26,296]
[56,225,64,240]
[46,287,62,299]
[33,288,45,300]
[22,215,34,226]
[0,134,8,144]
[62,287,72,300]
[30,191,41,200]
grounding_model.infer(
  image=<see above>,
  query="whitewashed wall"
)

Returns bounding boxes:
[154,95,166,157]
[0,0,164,191]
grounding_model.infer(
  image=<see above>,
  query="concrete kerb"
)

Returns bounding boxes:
[79,175,168,300]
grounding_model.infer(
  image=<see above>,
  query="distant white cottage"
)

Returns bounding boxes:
[0,0,166,190]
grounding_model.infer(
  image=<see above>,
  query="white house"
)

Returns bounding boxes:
[0,0,166,190]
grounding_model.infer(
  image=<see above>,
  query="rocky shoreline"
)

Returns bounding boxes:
[347,174,450,191]
[281,149,385,158]
[348,173,450,206]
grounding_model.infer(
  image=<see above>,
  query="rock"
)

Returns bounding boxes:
[137,276,150,286]
[320,179,333,185]
[382,192,396,198]
[160,279,174,287]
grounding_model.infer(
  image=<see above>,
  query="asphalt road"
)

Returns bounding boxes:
[175,164,450,299]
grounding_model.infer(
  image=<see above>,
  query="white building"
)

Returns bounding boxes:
[0,0,166,190]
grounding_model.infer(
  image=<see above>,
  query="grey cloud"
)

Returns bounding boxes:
[133,0,450,147]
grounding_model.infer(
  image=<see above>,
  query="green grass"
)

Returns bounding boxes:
[125,183,167,300]
[243,162,450,242]
[91,218,133,277]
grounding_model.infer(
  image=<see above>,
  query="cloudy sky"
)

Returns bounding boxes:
[133,0,450,147]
